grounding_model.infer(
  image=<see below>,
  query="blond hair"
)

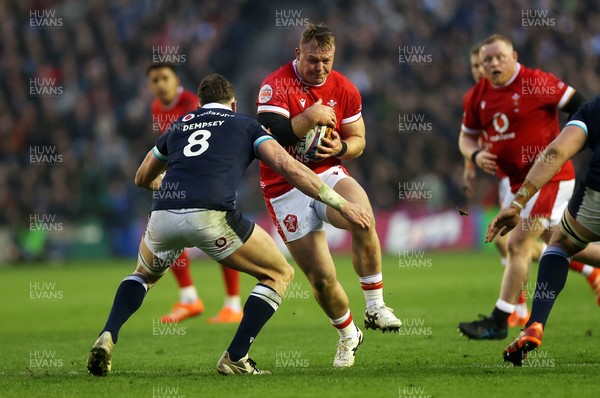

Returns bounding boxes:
[480,34,513,49]
[300,23,335,50]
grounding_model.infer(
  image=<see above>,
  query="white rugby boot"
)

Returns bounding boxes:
[333,327,364,367]
[364,305,402,332]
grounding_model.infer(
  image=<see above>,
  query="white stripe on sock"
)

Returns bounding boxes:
[123,275,148,292]
[358,273,382,284]
[495,298,515,314]
[249,284,281,311]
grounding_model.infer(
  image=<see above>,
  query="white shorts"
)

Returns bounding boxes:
[498,177,512,209]
[265,165,350,243]
[562,183,600,246]
[504,179,575,229]
[142,209,254,275]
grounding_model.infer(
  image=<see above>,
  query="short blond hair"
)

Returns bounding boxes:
[300,23,335,50]
[480,34,513,49]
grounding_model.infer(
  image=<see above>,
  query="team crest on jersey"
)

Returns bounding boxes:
[259,84,273,104]
[327,99,337,108]
[512,93,521,112]
[283,214,298,233]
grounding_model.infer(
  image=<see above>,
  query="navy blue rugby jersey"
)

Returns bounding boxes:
[151,103,273,211]
[566,95,600,192]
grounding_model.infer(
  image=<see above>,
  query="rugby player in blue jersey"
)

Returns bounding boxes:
[87,74,372,376]
[487,95,600,365]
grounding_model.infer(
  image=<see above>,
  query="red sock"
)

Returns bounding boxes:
[170,250,193,288]
[569,260,584,273]
[221,265,239,296]
[517,289,526,304]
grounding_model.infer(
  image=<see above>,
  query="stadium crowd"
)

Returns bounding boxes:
[2,0,600,261]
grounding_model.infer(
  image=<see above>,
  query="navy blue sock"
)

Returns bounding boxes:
[227,284,281,361]
[101,276,148,343]
[526,246,570,328]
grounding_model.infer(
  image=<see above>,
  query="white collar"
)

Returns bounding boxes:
[201,102,232,110]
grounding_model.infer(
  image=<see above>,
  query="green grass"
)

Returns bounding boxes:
[1,252,598,397]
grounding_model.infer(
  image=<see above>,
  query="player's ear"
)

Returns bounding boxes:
[512,51,518,62]
[295,48,300,60]
[231,99,237,112]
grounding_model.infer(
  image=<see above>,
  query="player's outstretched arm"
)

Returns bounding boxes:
[485,125,587,243]
[516,125,587,195]
[257,138,372,229]
[135,149,167,191]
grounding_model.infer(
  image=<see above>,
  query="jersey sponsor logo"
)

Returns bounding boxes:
[259,84,273,104]
[284,214,298,233]
[182,113,195,122]
[215,237,227,248]
[493,112,510,134]
[299,98,307,108]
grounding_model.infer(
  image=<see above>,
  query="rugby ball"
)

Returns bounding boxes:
[296,125,334,161]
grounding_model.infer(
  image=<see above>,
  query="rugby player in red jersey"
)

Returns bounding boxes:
[147,64,242,324]
[461,43,544,328]
[256,23,401,367]
[458,34,600,340]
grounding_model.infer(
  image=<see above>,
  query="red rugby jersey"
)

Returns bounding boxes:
[151,87,198,134]
[257,60,362,198]
[462,63,575,192]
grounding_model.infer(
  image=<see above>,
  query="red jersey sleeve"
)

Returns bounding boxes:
[257,71,290,118]
[461,84,483,136]
[340,78,362,125]
[527,69,574,109]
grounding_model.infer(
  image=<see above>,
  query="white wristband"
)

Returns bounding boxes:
[510,200,524,212]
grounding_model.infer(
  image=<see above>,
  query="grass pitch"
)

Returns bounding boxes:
[1,252,598,397]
